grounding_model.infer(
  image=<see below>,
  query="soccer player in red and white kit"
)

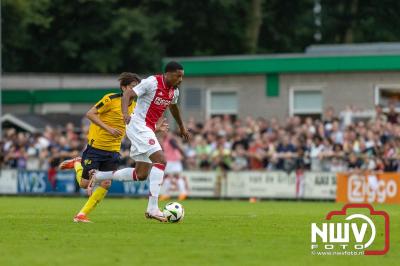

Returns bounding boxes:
[89,61,190,222]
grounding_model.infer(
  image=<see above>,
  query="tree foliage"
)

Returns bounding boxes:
[2,0,400,73]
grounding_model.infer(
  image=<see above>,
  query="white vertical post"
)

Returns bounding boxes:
[0,2,3,140]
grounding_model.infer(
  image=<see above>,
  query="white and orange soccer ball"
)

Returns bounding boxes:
[163,202,184,223]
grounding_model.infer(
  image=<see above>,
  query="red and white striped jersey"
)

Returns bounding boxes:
[131,74,179,131]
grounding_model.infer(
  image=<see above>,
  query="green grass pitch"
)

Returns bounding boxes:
[0,197,398,266]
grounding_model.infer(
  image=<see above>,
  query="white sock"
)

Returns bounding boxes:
[148,196,159,213]
[147,165,164,212]
[96,168,136,181]
[95,171,113,180]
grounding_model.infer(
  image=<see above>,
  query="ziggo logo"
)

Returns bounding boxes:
[348,174,397,203]
[154,97,171,107]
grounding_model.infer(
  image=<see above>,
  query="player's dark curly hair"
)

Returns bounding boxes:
[118,72,141,91]
[164,61,183,73]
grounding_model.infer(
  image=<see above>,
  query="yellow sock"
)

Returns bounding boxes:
[79,186,108,216]
[74,162,83,185]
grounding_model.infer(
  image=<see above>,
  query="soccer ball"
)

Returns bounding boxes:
[163,202,184,223]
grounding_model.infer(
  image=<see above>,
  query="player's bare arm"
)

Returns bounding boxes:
[169,103,190,141]
[121,88,138,124]
[86,106,122,137]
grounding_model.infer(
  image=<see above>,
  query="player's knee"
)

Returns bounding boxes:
[101,180,112,189]
[150,151,167,166]
[154,157,167,166]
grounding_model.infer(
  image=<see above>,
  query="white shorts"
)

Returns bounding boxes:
[165,161,183,174]
[126,122,162,163]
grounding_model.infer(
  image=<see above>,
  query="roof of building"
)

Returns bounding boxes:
[165,43,400,76]
[305,42,400,55]
[1,113,83,133]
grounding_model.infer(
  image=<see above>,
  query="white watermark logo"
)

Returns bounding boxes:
[310,204,389,256]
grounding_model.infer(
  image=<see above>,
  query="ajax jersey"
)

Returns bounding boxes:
[130,75,179,131]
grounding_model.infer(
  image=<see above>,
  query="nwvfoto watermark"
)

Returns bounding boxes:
[310,204,389,256]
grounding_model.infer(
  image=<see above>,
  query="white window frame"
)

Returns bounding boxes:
[374,84,400,112]
[206,90,238,118]
[289,85,324,116]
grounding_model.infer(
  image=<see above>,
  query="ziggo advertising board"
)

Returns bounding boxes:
[336,173,400,204]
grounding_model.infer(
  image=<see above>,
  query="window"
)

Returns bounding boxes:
[290,87,322,117]
[184,88,202,109]
[375,85,400,110]
[208,91,238,116]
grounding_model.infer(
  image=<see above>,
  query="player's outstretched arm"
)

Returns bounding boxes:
[169,104,190,141]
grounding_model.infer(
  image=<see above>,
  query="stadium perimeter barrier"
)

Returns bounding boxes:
[0,169,399,204]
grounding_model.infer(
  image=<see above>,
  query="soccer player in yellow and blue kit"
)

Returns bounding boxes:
[59,72,140,223]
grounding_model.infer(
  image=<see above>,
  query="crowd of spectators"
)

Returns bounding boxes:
[1,105,400,173]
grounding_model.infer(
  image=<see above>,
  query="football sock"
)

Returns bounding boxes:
[78,186,108,215]
[74,162,83,186]
[147,163,165,212]
[148,196,159,213]
[95,168,137,181]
